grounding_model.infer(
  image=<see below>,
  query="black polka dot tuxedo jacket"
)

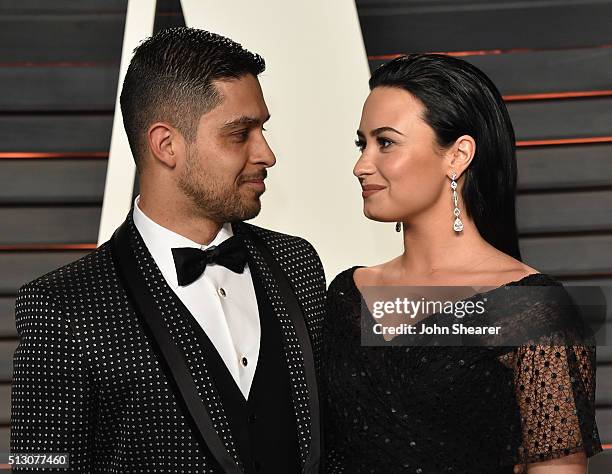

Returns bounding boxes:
[10,212,326,473]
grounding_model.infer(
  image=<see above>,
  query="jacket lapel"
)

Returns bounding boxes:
[113,213,244,472]
[232,221,321,473]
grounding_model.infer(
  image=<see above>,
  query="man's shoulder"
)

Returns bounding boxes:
[239,222,318,256]
[239,222,325,284]
[18,241,115,300]
[239,221,304,243]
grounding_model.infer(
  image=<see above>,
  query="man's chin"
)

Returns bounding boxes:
[235,199,261,222]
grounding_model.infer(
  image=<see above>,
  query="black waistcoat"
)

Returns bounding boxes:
[181,261,301,474]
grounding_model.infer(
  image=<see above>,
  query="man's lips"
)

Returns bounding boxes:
[361,184,386,198]
[243,179,266,191]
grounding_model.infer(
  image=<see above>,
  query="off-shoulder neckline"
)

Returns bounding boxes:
[343,265,558,300]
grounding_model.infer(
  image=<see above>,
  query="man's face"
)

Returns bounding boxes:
[177,74,275,223]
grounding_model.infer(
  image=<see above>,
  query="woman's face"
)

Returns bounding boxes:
[353,86,449,223]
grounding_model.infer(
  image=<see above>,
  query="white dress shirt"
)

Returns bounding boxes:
[133,196,260,399]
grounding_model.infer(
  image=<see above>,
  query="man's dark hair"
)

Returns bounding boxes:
[120,27,265,169]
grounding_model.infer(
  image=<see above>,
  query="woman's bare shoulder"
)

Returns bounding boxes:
[353,257,402,289]
[481,251,541,285]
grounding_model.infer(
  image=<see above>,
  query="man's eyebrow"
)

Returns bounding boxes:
[221,114,271,130]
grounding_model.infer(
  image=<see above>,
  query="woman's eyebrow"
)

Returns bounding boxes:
[370,126,405,136]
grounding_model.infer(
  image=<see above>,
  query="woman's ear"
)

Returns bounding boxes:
[147,122,183,169]
[445,135,476,179]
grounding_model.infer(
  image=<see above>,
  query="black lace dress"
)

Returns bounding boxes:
[322,266,602,473]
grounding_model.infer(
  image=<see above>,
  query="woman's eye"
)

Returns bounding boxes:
[377,137,393,149]
[355,139,365,151]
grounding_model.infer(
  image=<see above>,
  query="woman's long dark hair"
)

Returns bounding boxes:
[369,54,521,260]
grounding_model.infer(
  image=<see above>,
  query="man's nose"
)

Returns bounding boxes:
[253,135,276,168]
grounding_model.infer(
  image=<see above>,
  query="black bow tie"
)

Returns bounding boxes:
[171,235,248,286]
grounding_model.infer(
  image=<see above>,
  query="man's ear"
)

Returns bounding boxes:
[147,122,183,169]
[444,134,475,179]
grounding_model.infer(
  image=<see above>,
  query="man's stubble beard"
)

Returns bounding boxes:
[178,146,262,223]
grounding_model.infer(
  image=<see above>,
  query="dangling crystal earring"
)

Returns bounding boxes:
[396,222,402,232]
[451,172,463,232]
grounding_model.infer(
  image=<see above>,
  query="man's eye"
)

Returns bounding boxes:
[355,139,365,152]
[234,129,249,141]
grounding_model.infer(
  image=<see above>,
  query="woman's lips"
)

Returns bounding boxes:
[361,184,386,198]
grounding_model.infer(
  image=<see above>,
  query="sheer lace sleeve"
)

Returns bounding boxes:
[512,341,601,467]
[486,280,604,467]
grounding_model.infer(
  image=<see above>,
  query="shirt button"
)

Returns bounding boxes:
[218,287,227,298]
[241,356,248,367]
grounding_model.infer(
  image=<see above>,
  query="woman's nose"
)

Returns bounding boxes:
[353,152,375,178]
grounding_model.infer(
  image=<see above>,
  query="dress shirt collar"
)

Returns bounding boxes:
[132,195,234,288]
